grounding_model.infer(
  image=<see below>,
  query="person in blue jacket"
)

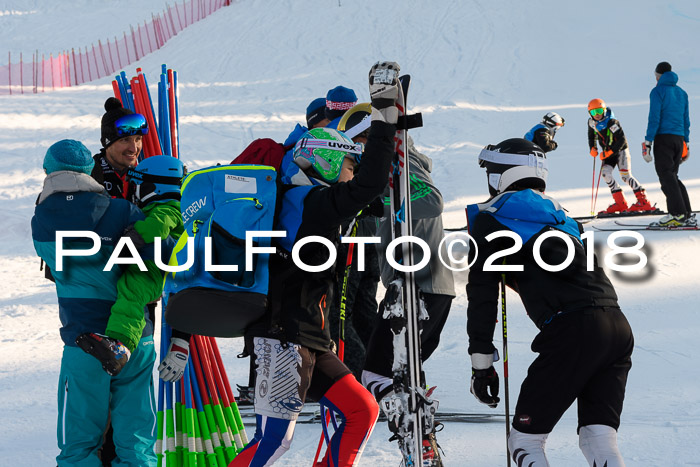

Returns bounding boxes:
[32,140,162,466]
[643,61,694,227]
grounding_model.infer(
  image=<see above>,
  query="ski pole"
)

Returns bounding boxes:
[593,165,603,216]
[590,155,596,215]
[208,337,248,444]
[500,274,511,467]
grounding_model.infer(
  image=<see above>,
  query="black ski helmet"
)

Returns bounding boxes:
[478,138,548,196]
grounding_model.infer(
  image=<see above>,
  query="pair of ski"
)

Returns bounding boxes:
[593,220,699,231]
[380,73,438,467]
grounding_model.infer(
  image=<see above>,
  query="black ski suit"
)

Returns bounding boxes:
[466,189,633,434]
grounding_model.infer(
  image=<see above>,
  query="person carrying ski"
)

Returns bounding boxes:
[466,138,634,467]
[643,61,695,227]
[524,112,565,153]
[229,61,400,467]
[588,98,655,215]
[32,140,162,466]
[361,133,455,465]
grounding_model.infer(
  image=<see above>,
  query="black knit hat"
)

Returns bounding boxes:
[101,97,134,148]
[655,61,672,74]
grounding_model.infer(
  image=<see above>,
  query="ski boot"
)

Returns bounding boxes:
[75,333,131,376]
[422,423,445,467]
[652,213,688,228]
[599,190,628,216]
[628,189,657,213]
[236,384,255,406]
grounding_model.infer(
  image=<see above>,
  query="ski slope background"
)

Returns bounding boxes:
[2,0,700,465]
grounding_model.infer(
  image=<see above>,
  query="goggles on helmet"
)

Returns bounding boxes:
[298,138,365,164]
[589,107,606,117]
[114,114,149,138]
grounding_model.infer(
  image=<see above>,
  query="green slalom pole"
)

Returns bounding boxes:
[176,379,184,465]
[165,379,177,466]
[209,337,248,445]
[183,362,197,466]
[204,337,244,450]
[190,361,218,467]
[191,336,228,467]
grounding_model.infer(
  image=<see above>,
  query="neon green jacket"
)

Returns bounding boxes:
[106,200,184,350]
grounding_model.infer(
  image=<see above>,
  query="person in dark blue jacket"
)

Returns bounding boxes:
[32,140,161,466]
[643,61,694,227]
[466,138,633,467]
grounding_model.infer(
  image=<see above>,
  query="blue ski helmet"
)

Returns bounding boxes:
[292,127,364,183]
[127,155,184,207]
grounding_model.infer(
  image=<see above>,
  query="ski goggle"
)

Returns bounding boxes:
[589,107,606,117]
[298,138,364,163]
[114,113,149,137]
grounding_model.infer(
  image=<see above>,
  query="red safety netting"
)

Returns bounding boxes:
[0,0,231,95]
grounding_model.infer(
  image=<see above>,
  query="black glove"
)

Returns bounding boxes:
[122,225,146,250]
[470,366,500,408]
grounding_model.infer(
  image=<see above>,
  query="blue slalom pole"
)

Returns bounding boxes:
[119,71,134,111]
[159,73,172,157]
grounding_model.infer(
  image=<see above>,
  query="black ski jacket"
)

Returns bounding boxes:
[91,150,131,199]
[466,190,620,356]
[588,116,629,156]
[251,120,395,352]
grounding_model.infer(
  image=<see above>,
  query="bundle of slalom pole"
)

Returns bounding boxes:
[158,323,249,467]
[111,64,179,160]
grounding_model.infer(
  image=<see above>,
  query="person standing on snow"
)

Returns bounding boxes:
[466,138,633,467]
[587,98,656,215]
[643,61,694,227]
[524,112,565,153]
[32,140,161,466]
[229,61,399,467]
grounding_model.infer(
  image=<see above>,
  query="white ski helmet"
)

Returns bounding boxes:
[478,138,548,196]
[542,112,565,130]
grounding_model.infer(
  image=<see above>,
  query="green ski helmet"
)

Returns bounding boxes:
[292,127,364,183]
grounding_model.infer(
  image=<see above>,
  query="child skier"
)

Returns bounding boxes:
[230,61,400,467]
[466,138,634,467]
[524,112,565,152]
[76,155,187,378]
[588,98,656,215]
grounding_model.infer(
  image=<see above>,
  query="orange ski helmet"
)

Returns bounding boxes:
[587,98,606,112]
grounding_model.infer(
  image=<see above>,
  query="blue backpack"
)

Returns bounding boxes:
[164,163,317,337]
[164,164,278,337]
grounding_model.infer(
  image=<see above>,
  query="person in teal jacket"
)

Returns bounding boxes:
[32,140,161,466]
[643,61,694,227]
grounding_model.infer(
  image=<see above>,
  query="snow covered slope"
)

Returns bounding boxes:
[1,0,700,465]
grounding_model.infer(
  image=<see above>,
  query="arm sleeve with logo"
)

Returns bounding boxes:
[133,201,183,243]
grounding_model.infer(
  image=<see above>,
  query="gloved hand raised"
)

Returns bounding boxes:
[368,61,400,124]
[590,148,598,158]
[642,141,653,163]
[158,337,189,382]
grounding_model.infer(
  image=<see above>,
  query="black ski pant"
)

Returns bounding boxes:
[654,134,692,216]
[513,306,633,435]
[363,292,453,378]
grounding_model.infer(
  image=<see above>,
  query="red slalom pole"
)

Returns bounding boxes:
[167,68,178,159]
